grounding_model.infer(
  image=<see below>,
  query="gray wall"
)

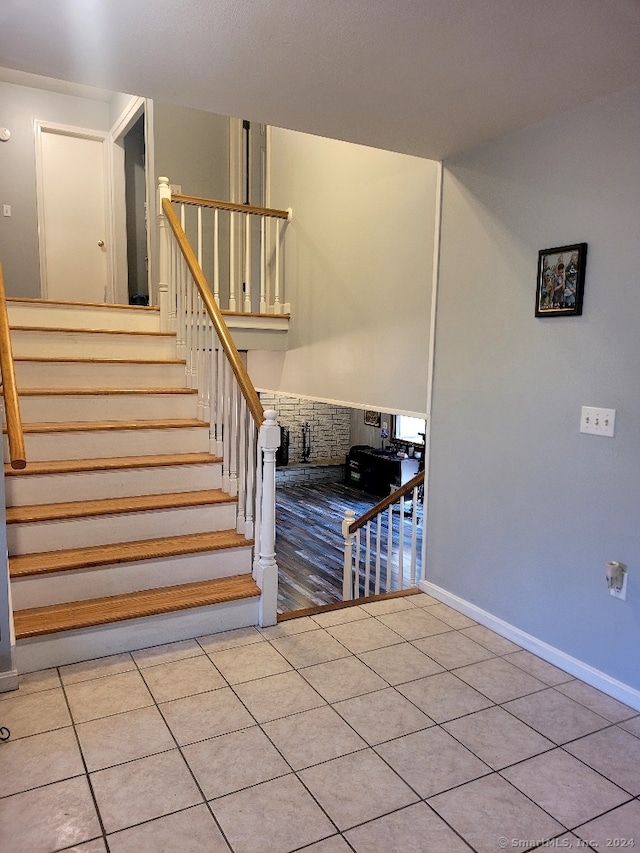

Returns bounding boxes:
[0,81,111,297]
[428,85,640,690]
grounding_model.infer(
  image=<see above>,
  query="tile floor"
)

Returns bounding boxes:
[1,592,639,853]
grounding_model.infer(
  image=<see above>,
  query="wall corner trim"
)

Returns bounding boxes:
[419,580,640,712]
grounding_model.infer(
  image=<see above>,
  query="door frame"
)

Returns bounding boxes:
[34,120,115,302]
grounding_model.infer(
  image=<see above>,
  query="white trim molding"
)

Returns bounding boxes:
[419,579,640,712]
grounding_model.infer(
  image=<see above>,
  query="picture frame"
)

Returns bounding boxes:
[364,410,381,428]
[535,243,587,317]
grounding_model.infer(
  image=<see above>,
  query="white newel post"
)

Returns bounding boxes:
[157,177,171,331]
[342,509,356,601]
[254,410,280,627]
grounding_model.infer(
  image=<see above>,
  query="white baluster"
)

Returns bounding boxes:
[243,215,251,313]
[215,345,224,457]
[245,420,256,539]
[342,509,356,600]
[254,411,280,627]
[364,521,372,597]
[221,360,231,493]
[398,498,405,589]
[157,177,171,328]
[354,530,361,598]
[197,206,203,269]
[273,218,282,314]
[229,211,236,311]
[213,209,220,306]
[375,514,382,595]
[236,398,247,533]
[410,487,419,586]
[228,380,239,498]
[259,217,267,314]
[386,505,393,591]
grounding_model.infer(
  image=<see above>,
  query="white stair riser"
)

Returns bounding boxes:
[15,597,260,673]
[8,502,238,554]
[7,426,210,461]
[7,304,161,332]
[18,392,199,423]
[15,361,187,389]
[12,546,252,608]
[10,329,176,360]
[6,462,222,505]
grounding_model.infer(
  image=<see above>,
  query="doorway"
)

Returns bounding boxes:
[123,114,148,305]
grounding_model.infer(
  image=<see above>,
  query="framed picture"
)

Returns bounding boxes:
[364,410,381,428]
[536,243,587,317]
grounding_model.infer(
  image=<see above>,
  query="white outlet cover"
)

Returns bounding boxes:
[580,406,615,437]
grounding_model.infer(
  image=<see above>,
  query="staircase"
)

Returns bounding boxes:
[4,297,261,673]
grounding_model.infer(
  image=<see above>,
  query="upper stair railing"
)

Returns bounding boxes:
[342,471,424,600]
[157,182,281,626]
[161,179,291,316]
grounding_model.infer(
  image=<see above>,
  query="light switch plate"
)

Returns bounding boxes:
[580,406,615,437]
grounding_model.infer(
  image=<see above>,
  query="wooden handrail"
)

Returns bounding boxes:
[162,198,265,427]
[0,265,26,469]
[172,193,291,221]
[349,470,424,534]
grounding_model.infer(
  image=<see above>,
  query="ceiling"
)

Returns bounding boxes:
[1,0,639,160]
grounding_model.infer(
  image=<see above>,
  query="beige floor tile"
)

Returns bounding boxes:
[358,641,444,685]
[334,687,433,745]
[325,618,404,654]
[424,602,477,629]
[0,776,102,853]
[0,686,71,738]
[619,715,640,737]
[232,669,325,722]
[359,596,418,615]
[299,749,418,831]
[376,726,490,797]
[409,592,440,607]
[503,650,573,685]
[141,654,225,703]
[211,774,335,853]
[460,624,521,654]
[90,749,203,834]
[263,704,367,769]
[159,685,254,745]
[59,653,135,685]
[131,638,203,669]
[197,625,265,652]
[555,679,637,722]
[0,726,85,797]
[310,606,371,627]
[503,687,610,744]
[183,726,290,799]
[345,801,474,852]
[503,748,629,828]
[0,667,60,697]
[300,837,352,852]
[299,655,388,703]
[412,631,495,670]
[573,800,640,847]
[270,628,351,667]
[443,705,553,769]
[396,671,493,723]
[454,656,546,703]
[107,803,230,853]
[208,641,291,684]
[428,774,563,853]
[65,669,153,723]
[258,615,319,637]
[64,840,108,852]
[376,608,452,641]
[76,705,175,772]
[564,725,640,794]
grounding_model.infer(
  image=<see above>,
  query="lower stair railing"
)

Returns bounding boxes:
[158,191,281,626]
[342,472,424,600]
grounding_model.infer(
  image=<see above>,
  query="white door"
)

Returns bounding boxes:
[36,123,111,302]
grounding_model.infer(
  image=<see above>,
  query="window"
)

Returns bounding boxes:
[393,416,426,445]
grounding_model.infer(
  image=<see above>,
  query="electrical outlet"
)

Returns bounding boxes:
[580,406,615,437]
[2,204,11,217]
[611,571,627,600]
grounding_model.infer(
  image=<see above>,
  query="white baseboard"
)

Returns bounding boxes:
[0,667,19,693]
[419,580,640,713]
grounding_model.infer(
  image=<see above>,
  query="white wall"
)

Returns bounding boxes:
[428,85,640,693]
[249,129,438,416]
[0,81,111,297]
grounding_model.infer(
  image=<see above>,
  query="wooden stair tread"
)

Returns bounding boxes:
[10,529,251,577]
[14,356,185,364]
[15,387,197,396]
[10,324,174,337]
[7,296,159,312]
[14,575,260,639]
[6,418,207,434]
[5,452,221,477]
[6,489,235,524]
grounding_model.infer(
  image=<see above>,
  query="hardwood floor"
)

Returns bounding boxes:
[276,480,423,614]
